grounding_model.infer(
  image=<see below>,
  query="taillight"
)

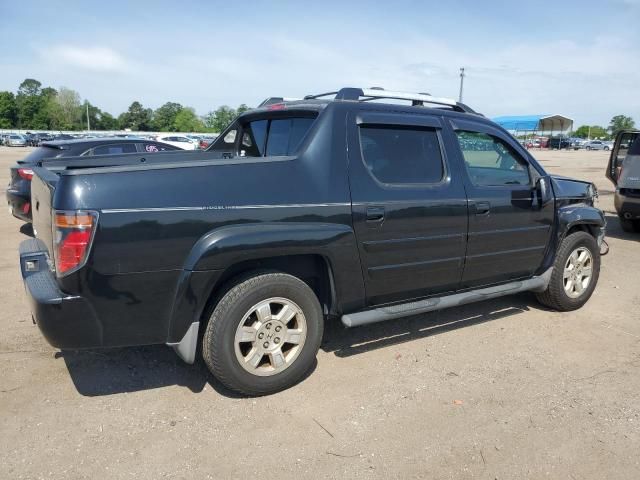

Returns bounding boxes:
[53,210,98,276]
[18,168,34,180]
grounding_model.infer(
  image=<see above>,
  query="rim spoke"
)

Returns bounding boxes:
[285,329,303,345]
[564,279,574,292]
[574,279,585,294]
[577,250,588,265]
[255,302,272,323]
[277,304,297,325]
[581,266,593,277]
[268,349,286,369]
[238,326,257,343]
[245,349,263,368]
[569,251,579,266]
[563,268,572,279]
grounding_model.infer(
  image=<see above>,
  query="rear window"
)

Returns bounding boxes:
[19,146,65,164]
[212,115,316,157]
[91,143,138,155]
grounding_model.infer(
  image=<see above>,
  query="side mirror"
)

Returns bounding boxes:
[536,176,553,208]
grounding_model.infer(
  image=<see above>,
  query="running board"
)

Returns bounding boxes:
[341,268,552,328]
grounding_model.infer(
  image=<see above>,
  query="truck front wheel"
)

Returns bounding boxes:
[535,231,600,311]
[202,273,324,396]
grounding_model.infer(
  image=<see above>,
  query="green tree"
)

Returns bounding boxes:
[119,101,153,130]
[96,111,118,130]
[574,125,608,139]
[16,78,43,128]
[609,115,636,138]
[153,102,183,131]
[237,103,250,115]
[56,87,82,129]
[173,107,205,132]
[204,105,237,132]
[0,91,18,128]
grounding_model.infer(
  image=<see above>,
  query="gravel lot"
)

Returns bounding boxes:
[1,146,638,479]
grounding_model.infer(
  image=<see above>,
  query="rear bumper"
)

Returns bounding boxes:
[19,239,102,349]
[6,188,32,221]
[615,192,640,219]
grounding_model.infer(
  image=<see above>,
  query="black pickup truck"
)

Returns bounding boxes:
[19,87,605,395]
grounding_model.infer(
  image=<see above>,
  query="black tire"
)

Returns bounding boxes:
[619,216,640,233]
[535,231,600,311]
[586,146,591,150]
[202,272,324,396]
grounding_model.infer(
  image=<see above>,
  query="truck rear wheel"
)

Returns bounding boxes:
[535,231,600,311]
[202,272,324,396]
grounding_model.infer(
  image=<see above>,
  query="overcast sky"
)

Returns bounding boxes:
[1,0,638,126]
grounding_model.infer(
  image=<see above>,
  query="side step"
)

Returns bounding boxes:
[341,268,552,328]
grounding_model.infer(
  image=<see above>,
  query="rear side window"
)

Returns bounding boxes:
[239,116,316,157]
[91,143,138,155]
[359,125,444,184]
[455,131,530,187]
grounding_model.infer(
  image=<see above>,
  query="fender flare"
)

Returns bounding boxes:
[166,222,363,347]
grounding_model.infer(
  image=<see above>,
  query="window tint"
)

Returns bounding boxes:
[265,118,315,156]
[92,143,138,155]
[359,125,444,184]
[241,120,267,157]
[455,131,530,187]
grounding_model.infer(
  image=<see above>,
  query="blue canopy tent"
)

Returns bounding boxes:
[492,114,574,137]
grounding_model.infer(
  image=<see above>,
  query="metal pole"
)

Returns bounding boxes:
[458,67,465,102]
[86,103,90,131]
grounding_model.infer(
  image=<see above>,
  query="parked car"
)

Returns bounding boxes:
[548,137,571,149]
[20,87,605,395]
[583,140,611,151]
[571,138,586,150]
[5,134,27,147]
[198,136,217,149]
[6,138,181,222]
[606,129,640,232]
[155,135,198,150]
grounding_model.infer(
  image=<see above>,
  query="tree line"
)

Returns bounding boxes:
[0,78,249,133]
[573,115,636,140]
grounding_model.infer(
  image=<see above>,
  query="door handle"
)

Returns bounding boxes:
[475,201,490,216]
[366,206,385,222]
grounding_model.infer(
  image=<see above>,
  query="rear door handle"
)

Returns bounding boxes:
[475,201,491,216]
[366,206,385,222]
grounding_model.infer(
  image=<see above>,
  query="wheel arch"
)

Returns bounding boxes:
[166,222,364,345]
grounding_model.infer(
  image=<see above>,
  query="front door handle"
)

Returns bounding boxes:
[366,206,385,223]
[475,201,491,216]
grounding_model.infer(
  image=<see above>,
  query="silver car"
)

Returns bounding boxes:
[584,140,611,151]
[606,130,640,232]
[5,134,27,147]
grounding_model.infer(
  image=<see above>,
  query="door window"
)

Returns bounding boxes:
[455,131,530,187]
[358,125,444,185]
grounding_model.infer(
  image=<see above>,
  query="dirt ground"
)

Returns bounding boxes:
[0,147,638,480]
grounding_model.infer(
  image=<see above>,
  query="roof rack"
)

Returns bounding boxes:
[303,87,478,114]
[257,97,302,108]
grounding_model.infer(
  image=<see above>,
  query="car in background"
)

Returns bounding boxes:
[548,137,571,149]
[198,136,218,149]
[606,130,640,232]
[155,134,198,150]
[5,134,27,147]
[583,140,611,151]
[6,138,182,222]
[571,138,586,150]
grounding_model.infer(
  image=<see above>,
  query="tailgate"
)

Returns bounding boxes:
[30,167,59,257]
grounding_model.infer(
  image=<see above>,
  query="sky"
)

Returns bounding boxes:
[1,0,639,127]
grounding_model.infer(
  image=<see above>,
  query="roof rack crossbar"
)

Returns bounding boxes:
[303,87,477,114]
